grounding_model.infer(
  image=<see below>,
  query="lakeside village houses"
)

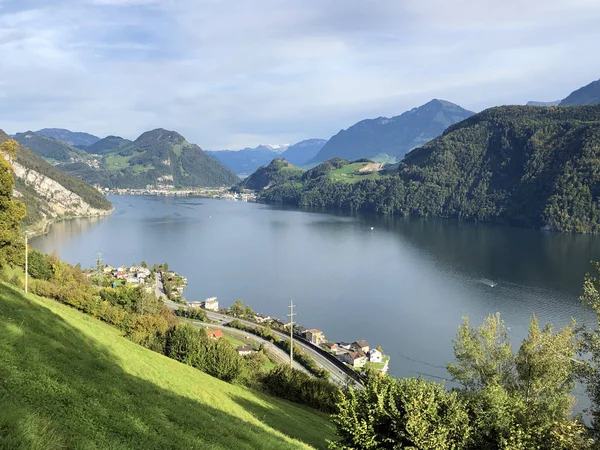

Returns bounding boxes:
[192,299,389,373]
[102,265,151,285]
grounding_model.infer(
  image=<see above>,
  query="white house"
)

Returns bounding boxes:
[202,297,219,311]
[369,348,383,363]
[236,346,252,356]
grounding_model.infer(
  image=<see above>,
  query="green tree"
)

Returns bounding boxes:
[0,139,26,269]
[141,260,148,268]
[328,374,471,450]
[448,313,586,449]
[229,299,245,317]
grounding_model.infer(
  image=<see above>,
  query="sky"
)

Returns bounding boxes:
[1,0,600,150]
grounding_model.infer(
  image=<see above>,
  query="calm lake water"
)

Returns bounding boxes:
[32,195,600,384]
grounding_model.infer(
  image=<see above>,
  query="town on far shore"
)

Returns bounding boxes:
[187,297,390,374]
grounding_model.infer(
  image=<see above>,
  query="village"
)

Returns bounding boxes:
[187,298,390,374]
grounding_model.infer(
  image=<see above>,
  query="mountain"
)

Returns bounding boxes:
[0,130,112,232]
[280,139,327,166]
[59,128,239,189]
[238,158,304,191]
[12,131,89,163]
[85,135,132,155]
[206,146,279,176]
[36,128,101,147]
[253,105,600,233]
[526,101,560,106]
[308,100,474,165]
[559,78,600,106]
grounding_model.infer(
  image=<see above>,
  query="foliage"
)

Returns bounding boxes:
[448,313,586,450]
[59,128,239,189]
[255,105,600,233]
[328,374,471,450]
[578,261,600,440]
[27,248,53,280]
[240,158,304,191]
[0,139,26,268]
[0,283,334,449]
[262,365,339,413]
[12,131,88,162]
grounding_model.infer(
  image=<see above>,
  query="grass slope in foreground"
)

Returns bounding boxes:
[0,283,333,449]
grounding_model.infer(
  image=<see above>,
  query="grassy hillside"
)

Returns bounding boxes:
[0,282,333,449]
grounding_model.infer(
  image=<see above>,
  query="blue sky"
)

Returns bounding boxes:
[1,0,600,149]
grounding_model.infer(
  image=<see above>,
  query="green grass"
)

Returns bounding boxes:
[0,283,334,449]
[329,162,384,183]
[104,153,131,171]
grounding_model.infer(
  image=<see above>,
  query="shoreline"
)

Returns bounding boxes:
[26,208,114,238]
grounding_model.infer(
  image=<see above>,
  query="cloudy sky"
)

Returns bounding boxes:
[1,0,599,149]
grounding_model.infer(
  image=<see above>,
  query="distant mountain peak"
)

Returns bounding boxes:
[308,99,474,164]
[135,128,186,145]
[559,78,600,106]
[36,128,101,147]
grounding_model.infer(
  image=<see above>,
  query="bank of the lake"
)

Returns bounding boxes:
[31,195,599,383]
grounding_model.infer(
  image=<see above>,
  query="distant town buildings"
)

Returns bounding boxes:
[236,345,252,356]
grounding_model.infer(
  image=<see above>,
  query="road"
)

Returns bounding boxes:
[189,321,308,373]
[204,310,352,386]
[155,272,167,301]
[158,287,353,385]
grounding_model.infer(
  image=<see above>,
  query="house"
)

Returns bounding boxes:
[236,346,252,356]
[351,340,370,353]
[293,325,307,338]
[201,297,219,311]
[129,265,141,273]
[125,276,141,284]
[306,329,325,346]
[206,329,224,340]
[187,301,203,308]
[271,319,286,329]
[369,348,383,363]
[338,351,367,368]
[337,342,352,350]
[322,342,339,353]
[103,265,115,274]
[118,265,127,272]
[115,269,128,279]
[255,314,271,324]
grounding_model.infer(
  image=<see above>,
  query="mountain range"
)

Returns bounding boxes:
[36,128,101,147]
[527,77,600,107]
[307,99,474,165]
[206,140,326,175]
[13,129,238,189]
[252,105,600,233]
[0,130,112,233]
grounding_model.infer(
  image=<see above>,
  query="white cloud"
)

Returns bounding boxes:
[0,0,599,148]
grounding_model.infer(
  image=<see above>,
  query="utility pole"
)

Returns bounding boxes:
[288,300,296,368]
[96,251,103,273]
[24,233,28,293]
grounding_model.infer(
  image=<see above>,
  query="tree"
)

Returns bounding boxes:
[448,313,586,449]
[229,299,245,317]
[0,139,26,269]
[141,260,148,268]
[329,374,471,450]
[579,262,600,440]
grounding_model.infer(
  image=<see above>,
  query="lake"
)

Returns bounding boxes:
[32,195,600,384]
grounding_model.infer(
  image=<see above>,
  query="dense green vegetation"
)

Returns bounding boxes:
[256,105,600,233]
[36,128,101,147]
[12,131,88,162]
[329,311,593,449]
[61,128,239,188]
[239,158,304,191]
[308,99,474,164]
[85,135,132,154]
[0,140,26,268]
[0,283,334,449]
